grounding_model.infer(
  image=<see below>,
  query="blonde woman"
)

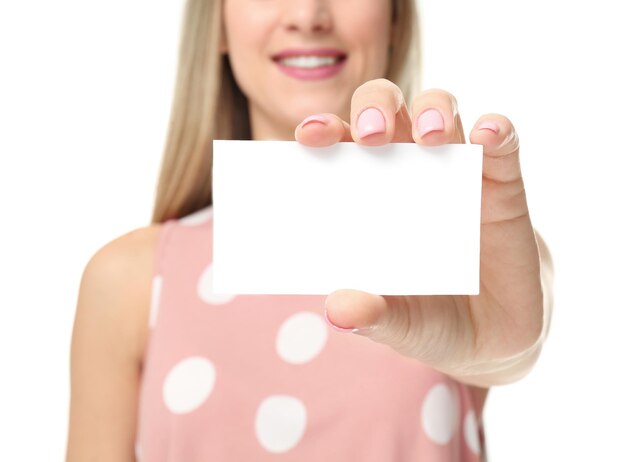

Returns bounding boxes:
[66,0,553,460]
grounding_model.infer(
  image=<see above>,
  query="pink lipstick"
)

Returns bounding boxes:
[271,48,347,80]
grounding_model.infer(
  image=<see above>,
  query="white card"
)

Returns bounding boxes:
[212,140,482,295]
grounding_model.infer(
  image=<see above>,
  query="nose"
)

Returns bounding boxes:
[281,0,332,34]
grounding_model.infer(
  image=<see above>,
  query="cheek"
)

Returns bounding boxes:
[224,17,255,58]
[223,4,276,96]
[339,3,392,58]
[223,3,274,60]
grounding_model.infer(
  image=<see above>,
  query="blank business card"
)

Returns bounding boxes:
[212,140,482,295]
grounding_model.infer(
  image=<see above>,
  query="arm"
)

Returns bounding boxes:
[66,225,161,461]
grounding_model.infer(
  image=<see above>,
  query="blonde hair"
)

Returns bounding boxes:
[150,0,421,224]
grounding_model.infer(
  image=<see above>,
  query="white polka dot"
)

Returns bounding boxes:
[276,312,328,364]
[179,206,213,226]
[163,357,216,414]
[255,395,307,453]
[197,263,236,304]
[421,383,459,445]
[464,410,481,454]
[149,275,163,328]
[134,441,142,460]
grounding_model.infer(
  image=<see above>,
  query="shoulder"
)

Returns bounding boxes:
[68,223,166,460]
[81,224,163,301]
[77,223,165,364]
[83,224,163,281]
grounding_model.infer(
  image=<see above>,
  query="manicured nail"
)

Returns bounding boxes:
[476,120,500,134]
[357,107,386,138]
[301,114,329,128]
[415,108,444,137]
[324,309,358,333]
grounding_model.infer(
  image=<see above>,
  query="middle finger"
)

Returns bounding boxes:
[410,88,466,145]
[350,78,414,145]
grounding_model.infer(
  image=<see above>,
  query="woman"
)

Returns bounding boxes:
[66,0,553,460]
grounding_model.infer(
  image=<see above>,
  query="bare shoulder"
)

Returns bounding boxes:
[86,223,163,273]
[67,223,163,461]
[83,223,163,286]
[79,223,164,363]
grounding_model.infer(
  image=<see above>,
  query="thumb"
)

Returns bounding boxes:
[324,289,476,370]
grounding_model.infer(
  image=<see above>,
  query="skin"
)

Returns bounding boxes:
[66,0,553,459]
[67,225,161,461]
[296,86,553,389]
[222,0,392,139]
[225,0,552,387]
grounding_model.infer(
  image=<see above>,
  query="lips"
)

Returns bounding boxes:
[271,48,348,80]
[278,55,341,68]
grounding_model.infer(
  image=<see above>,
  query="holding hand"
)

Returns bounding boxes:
[295,79,553,388]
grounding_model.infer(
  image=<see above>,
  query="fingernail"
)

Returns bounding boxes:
[324,309,358,333]
[357,107,386,138]
[476,120,500,134]
[415,108,445,137]
[301,114,329,128]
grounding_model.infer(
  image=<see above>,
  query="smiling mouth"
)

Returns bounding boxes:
[273,55,347,68]
[271,49,348,80]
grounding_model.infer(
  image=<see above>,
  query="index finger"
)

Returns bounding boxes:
[294,113,353,147]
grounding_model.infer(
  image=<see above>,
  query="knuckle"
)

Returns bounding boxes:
[420,87,456,101]
[354,78,385,95]
[413,88,459,115]
[358,77,397,91]
[352,78,404,108]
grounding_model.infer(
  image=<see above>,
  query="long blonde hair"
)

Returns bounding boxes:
[150,0,421,224]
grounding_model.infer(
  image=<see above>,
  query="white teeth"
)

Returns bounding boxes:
[278,56,339,68]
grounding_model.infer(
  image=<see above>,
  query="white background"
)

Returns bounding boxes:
[1,0,624,460]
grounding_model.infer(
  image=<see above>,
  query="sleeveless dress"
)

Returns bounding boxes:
[135,205,485,461]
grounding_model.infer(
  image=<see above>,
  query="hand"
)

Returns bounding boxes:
[294,79,553,387]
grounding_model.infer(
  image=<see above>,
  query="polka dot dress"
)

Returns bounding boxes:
[135,205,485,461]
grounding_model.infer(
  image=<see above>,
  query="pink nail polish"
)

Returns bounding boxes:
[324,309,357,333]
[415,108,444,137]
[301,114,329,128]
[476,120,500,134]
[357,107,386,138]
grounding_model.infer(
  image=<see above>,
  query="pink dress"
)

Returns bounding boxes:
[135,205,485,461]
